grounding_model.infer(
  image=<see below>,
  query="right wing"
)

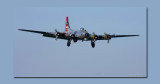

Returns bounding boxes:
[18,29,46,34]
[18,29,68,39]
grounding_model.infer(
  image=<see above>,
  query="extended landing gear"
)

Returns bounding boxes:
[91,40,95,48]
[67,39,71,47]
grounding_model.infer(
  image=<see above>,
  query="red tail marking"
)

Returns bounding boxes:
[65,16,69,32]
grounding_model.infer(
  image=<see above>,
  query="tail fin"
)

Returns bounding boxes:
[65,16,70,32]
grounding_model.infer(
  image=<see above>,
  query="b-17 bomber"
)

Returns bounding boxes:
[18,16,139,48]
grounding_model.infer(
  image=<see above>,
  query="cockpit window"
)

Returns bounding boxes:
[80,28,86,33]
[80,28,84,31]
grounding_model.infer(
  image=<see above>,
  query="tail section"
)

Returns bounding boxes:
[65,16,70,32]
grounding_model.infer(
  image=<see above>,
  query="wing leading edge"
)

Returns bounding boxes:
[18,29,46,34]
[18,29,68,39]
[111,35,139,38]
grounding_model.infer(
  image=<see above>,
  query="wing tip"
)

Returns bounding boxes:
[18,29,27,31]
[18,29,23,31]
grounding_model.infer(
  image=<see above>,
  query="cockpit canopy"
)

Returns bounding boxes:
[80,28,87,33]
[80,28,85,31]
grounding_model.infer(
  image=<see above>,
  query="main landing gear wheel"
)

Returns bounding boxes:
[91,41,95,48]
[67,39,71,47]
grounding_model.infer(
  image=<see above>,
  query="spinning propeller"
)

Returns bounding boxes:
[104,32,111,43]
[91,32,98,41]
[54,29,60,41]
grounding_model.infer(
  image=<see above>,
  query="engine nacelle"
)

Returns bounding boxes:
[56,32,61,36]
[85,33,89,38]
[70,34,75,38]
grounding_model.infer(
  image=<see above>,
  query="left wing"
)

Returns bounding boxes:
[87,34,139,48]
[87,34,139,41]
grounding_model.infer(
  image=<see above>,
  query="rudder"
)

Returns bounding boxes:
[65,16,70,32]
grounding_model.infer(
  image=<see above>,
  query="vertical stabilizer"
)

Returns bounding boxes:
[65,16,70,32]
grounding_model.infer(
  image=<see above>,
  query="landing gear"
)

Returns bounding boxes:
[73,39,77,43]
[67,39,71,47]
[91,40,95,48]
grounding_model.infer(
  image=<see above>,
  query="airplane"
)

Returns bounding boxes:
[18,16,139,48]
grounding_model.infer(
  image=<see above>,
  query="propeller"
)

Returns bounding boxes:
[70,31,77,38]
[83,32,89,41]
[104,32,111,44]
[69,31,78,43]
[70,34,75,38]
[54,29,60,41]
[74,31,77,36]
[91,32,98,41]
[55,29,58,32]
[107,39,110,44]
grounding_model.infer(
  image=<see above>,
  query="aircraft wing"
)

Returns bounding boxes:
[18,29,68,39]
[87,34,139,41]
[110,35,139,38]
[18,29,46,34]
